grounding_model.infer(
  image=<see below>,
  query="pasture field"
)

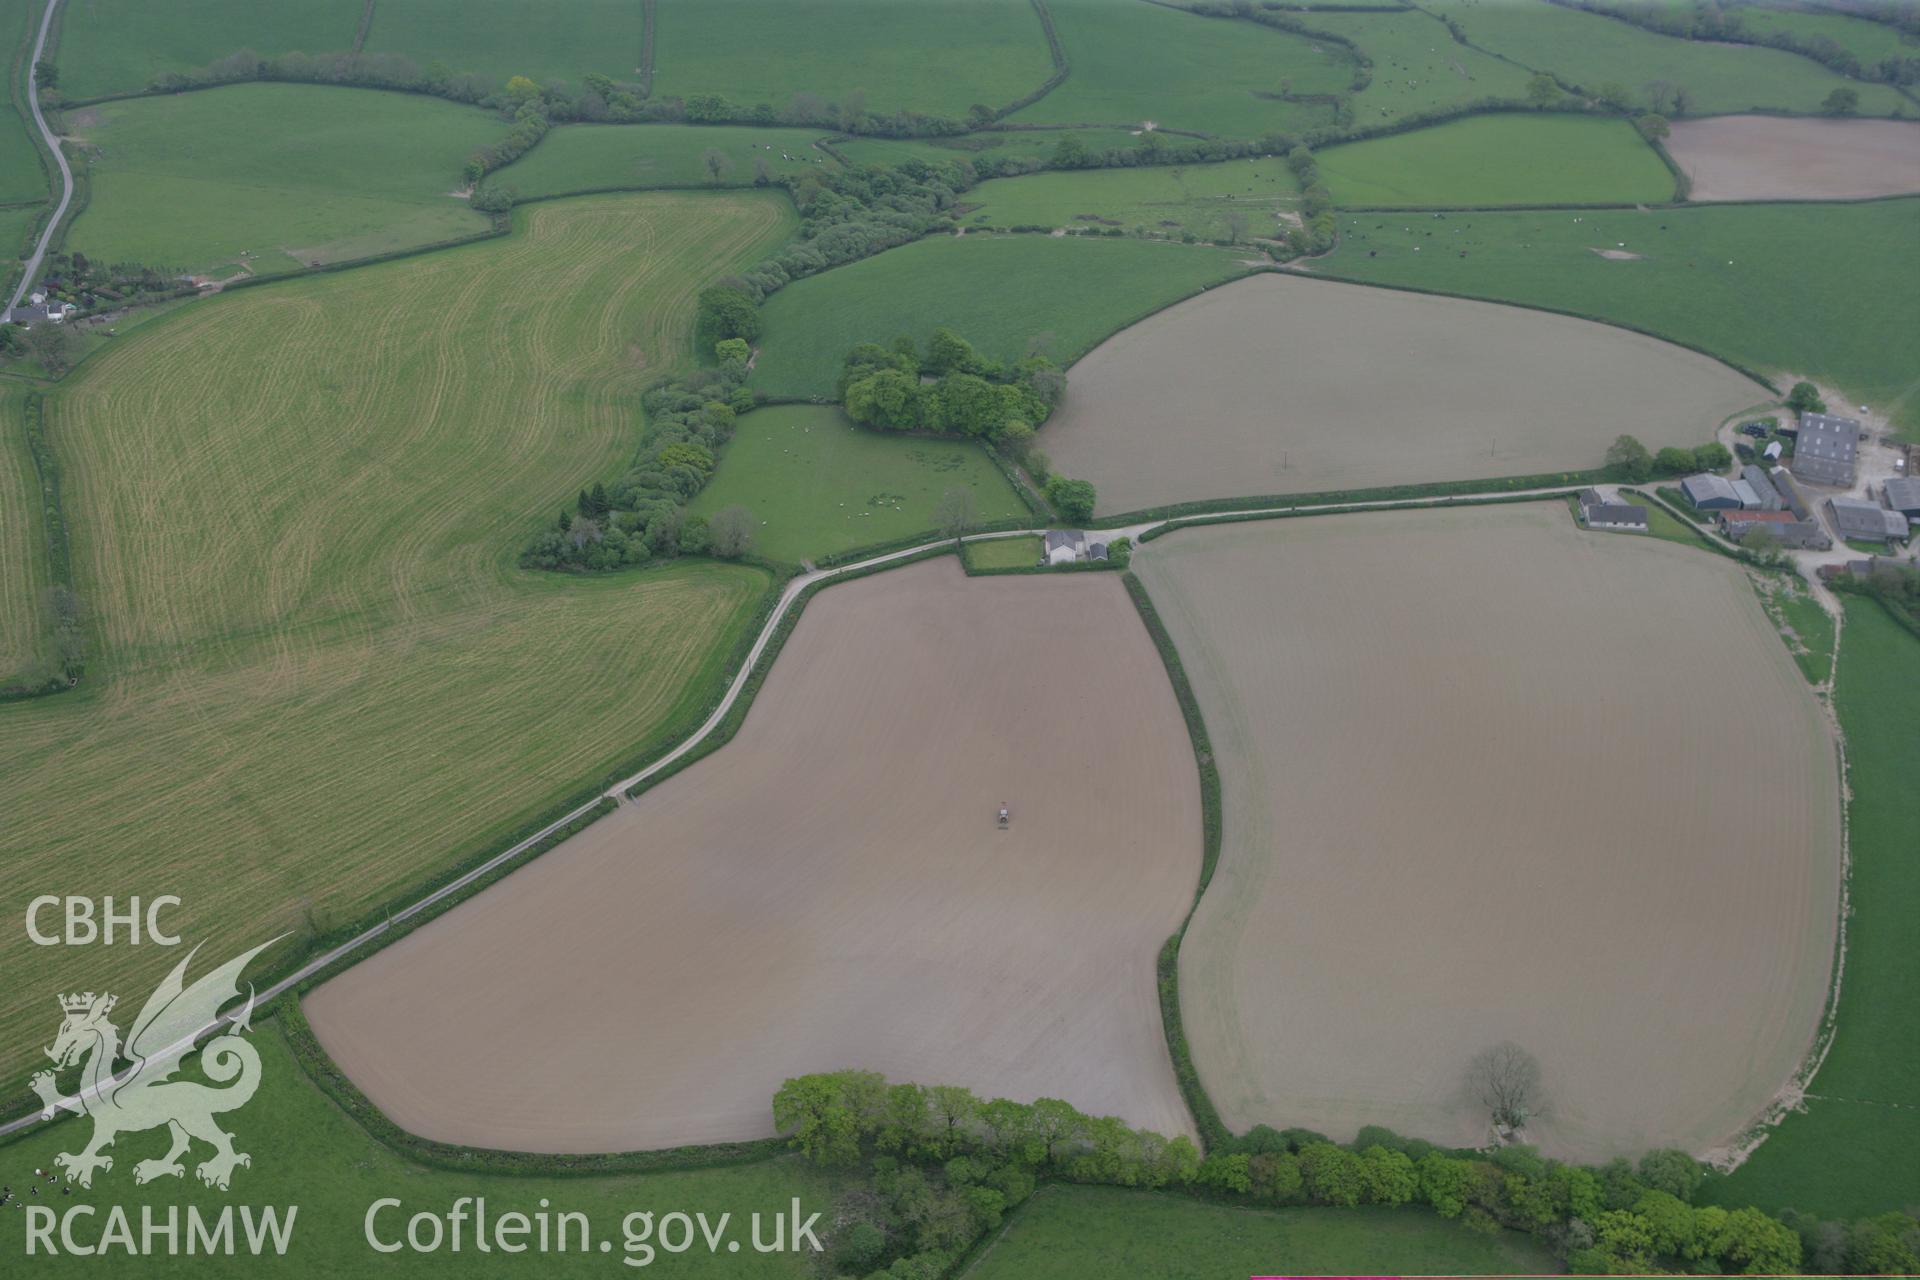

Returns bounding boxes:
[1735,4,1920,70]
[1314,198,1920,437]
[0,193,795,1087]
[1136,504,1841,1161]
[0,0,47,205]
[307,558,1202,1151]
[686,405,1026,564]
[363,0,644,88]
[1040,273,1760,516]
[498,123,832,198]
[50,0,362,101]
[1664,116,1920,201]
[649,0,1054,120]
[1314,113,1674,207]
[834,126,1162,170]
[1009,0,1347,138]
[64,83,501,276]
[0,383,49,683]
[751,234,1251,399]
[1436,0,1909,116]
[1705,599,1920,1218]
[0,1020,844,1277]
[0,199,40,270]
[963,158,1302,241]
[1306,6,1534,124]
[964,533,1043,570]
[968,1186,1557,1279]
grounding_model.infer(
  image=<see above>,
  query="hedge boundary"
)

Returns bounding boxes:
[637,0,657,98]
[1094,465,1605,528]
[992,0,1068,121]
[0,391,78,700]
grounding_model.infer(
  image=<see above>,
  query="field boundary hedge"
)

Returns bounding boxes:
[350,0,375,54]
[637,0,657,98]
[813,519,1032,569]
[992,0,1068,120]
[0,390,80,700]
[1095,466,1604,528]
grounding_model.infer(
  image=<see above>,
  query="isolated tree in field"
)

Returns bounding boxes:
[701,147,732,185]
[707,504,756,559]
[1787,380,1826,415]
[1525,72,1561,107]
[1467,1041,1541,1129]
[1604,434,1654,483]
[934,486,977,546]
[1045,476,1097,524]
[1823,87,1860,115]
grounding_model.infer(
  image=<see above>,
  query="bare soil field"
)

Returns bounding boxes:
[1665,117,1920,201]
[1040,274,1763,516]
[306,559,1202,1152]
[1134,505,1841,1161]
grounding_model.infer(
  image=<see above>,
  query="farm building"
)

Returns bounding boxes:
[1741,464,1782,511]
[1577,490,1648,532]
[1720,512,1831,550]
[1762,441,1784,462]
[1681,473,1743,510]
[1818,556,1910,582]
[1771,468,1812,521]
[1044,530,1109,565]
[1827,497,1910,545]
[1884,477,1920,519]
[1790,413,1861,487]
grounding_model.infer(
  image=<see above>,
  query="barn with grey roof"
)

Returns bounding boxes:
[1826,497,1909,544]
[1680,474,1742,510]
[1884,477,1920,519]
[1790,413,1860,487]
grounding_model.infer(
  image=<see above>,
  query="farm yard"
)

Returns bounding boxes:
[963,157,1303,241]
[0,193,791,1086]
[1663,117,1920,201]
[495,123,832,199]
[60,84,502,277]
[1135,504,1842,1161]
[306,559,1203,1151]
[749,233,1251,399]
[686,404,1028,564]
[1038,272,1761,516]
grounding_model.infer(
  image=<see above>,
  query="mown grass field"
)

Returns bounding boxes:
[752,234,1252,398]
[1314,198,1920,437]
[964,157,1301,241]
[649,0,1054,120]
[50,0,362,100]
[1315,113,1674,207]
[0,382,50,683]
[834,126,1159,170]
[0,192,796,1088]
[0,0,49,205]
[686,405,1025,564]
[498,123,831,199]
[1439,0,1909,116]
[968,1185,1557,1279]
[364,0,645,89]
[1308,6,1535,124]
[1705,599,1920,1218]
[64,83,501,276]
[964,534,1042,570]
[0,1019,845,1276]
[1010,0,1347,137]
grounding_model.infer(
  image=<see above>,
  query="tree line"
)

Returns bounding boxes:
[1555,0,1920,89]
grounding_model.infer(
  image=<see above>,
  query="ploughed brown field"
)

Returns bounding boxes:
[1665,116,1920,201]
[1133,504,1841,1161]
[1039,273,1763,516]
[305,559,1202,1152]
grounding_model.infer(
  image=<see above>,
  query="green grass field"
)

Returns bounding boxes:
[1437,0,1909,116]
[497,123,832,199]
[364,0,645,90]
[0,0,50,205]
[64,83,502,276]
[1010,0,1347,138]
[50,0,362,101]
[835,126,1164,170]
[1750,574,1837,687]
[1736,4,1920,71]
[0,192,797,1089]
[649,0,1054,120]
[968,1185,1558,1278]
[964,157,1301,241]
[1307,6,1536,125]
[0,1019,843,1276]
[1313,198,1920,437]
[1704,599,1920,1218]
[752,234,1252,398]
[0,382,50,684]
[687,405,1026,564]
[964,534,1042,570]
[1315,113,1675,207]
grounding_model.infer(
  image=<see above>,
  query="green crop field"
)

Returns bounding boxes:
[0,191,797,1088]
[1307,6,1536,124]
[1736,4,1920,70]
[1704,599,1920,1218]
[1313,198,1920,436]
[63,83,503,276]
[1315,113,1675,207]
[1010,0,1347,138]
[1436,0,1909,116]
[649,0,1055,120]
[50,0,363,101]
[0,0,49,204]
[968,1185,1558,1278]
[752,234,1252,398]
[964,533,1043,570]
[0,1019,843,1276]
[835,126,1163,170]
[498,123,833,198]
[0,383,50,684]
[964,157,1302,240]
[363,0,645,90]
[687,405,1026,564]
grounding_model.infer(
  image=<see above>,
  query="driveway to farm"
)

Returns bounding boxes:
[2,0,74,322]
[0,481,1586,1140]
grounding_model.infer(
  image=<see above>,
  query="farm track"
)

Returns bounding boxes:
[2,0,71,322]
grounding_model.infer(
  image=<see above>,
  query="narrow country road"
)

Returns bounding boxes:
[3,0,73,322]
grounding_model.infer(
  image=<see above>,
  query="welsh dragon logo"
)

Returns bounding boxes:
[29,939,278,1191]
